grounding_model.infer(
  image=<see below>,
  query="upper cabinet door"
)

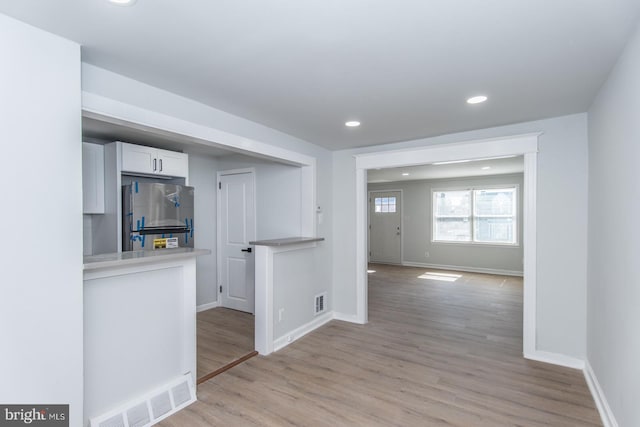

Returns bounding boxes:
[156,148,188,178]
[121,143,156,174]
[82,142,105,214]
[120,142,188,178]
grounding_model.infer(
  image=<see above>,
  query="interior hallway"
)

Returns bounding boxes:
[162,264,601,426]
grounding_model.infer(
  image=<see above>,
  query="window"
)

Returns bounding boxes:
[433,187,517,245]
[374,196,396,213]
[433,190,471,241]
[473,188,516,244]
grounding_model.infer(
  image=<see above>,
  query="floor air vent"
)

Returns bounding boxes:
[314,292,327,315]
[90,373,195,427]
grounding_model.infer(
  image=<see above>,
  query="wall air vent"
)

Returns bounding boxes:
[314,292,327,315]
[91,373,195,427]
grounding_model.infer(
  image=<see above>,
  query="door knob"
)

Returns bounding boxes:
[241,247,252,253]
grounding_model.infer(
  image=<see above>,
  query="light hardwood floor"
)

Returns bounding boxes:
[165,264,601,426]
[197,307,254,381]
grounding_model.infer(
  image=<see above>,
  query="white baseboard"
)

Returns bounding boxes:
[401,261,523,277]
[584,360,618,427]
[196,300,220,312]
[332,312,362,323]
[524,350,585,370]
[273,311,333,352]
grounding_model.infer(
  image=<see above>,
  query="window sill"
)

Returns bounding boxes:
[431,240,520,249]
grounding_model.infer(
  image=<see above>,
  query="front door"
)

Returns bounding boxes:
[369,191,402,264]
[219,171,256,313]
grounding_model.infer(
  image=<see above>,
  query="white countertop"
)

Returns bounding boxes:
[249,237,325,246]
[84,248,211,270]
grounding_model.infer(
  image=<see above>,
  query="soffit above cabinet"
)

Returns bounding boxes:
[82,116,236,158]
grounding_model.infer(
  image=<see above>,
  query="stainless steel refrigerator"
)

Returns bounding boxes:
[122,182,194,251]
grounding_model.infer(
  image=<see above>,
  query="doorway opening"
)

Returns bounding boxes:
[355,133,539,357]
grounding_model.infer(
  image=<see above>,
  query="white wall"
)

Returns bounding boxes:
[0,14,83,427]
[83,215,93,256]
[189,153,307,307]
[587,20,640,427]
[273,247,329,340]
[334,113,588,360]
[188,154,218,307]
[216,155,303,241]
[369,173,524,275]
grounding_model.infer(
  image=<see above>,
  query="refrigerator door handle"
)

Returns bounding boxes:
[159,159,163,172]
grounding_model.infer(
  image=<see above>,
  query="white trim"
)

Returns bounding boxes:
[368,189,404,264]
[584,360,619,427]
[354,133,539,357]
[522,152,537,356]
[401,261,523,277]
[523,350,585,370]
[273,311,333,352]
[82,92,316,167]
[332,312,361,323]
[355,168,368,324]
[355,133,540,169]
[218,167,257,177]
[196,300,220,312]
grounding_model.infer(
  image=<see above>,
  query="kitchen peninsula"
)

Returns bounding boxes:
[83,247,210,426]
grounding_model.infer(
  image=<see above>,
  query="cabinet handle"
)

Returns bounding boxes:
[159,159,163,172]
[153,158,157,172]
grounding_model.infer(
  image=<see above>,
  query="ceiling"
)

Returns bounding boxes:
[367,155,524,183]
[2,1,639,151]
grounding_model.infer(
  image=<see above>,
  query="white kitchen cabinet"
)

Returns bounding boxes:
[120,142,188,178]
[156,147,189,177]
[121,143,155,175]
[82,142,105,214]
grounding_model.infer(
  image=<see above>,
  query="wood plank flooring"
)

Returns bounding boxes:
[197,307,254,381]
[165,264,601,426]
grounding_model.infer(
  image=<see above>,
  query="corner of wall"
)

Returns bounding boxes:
[584,360,619,427]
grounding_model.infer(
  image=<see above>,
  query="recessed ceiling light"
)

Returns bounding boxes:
[467,95,488,104]
[480,155,516,161]
[402,173,410,176]
[433,155,516,166]
[108,0,137,5]
[432,159,472,166]
[481,166,491,170]
[345,121,361,127]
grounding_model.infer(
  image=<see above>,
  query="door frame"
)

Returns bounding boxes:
[216,168,257,310]
[367,189,404,264]
[354,133,539,357]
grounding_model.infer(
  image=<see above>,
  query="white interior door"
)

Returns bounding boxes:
[219,172,256,313]
[369,191,402,264]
